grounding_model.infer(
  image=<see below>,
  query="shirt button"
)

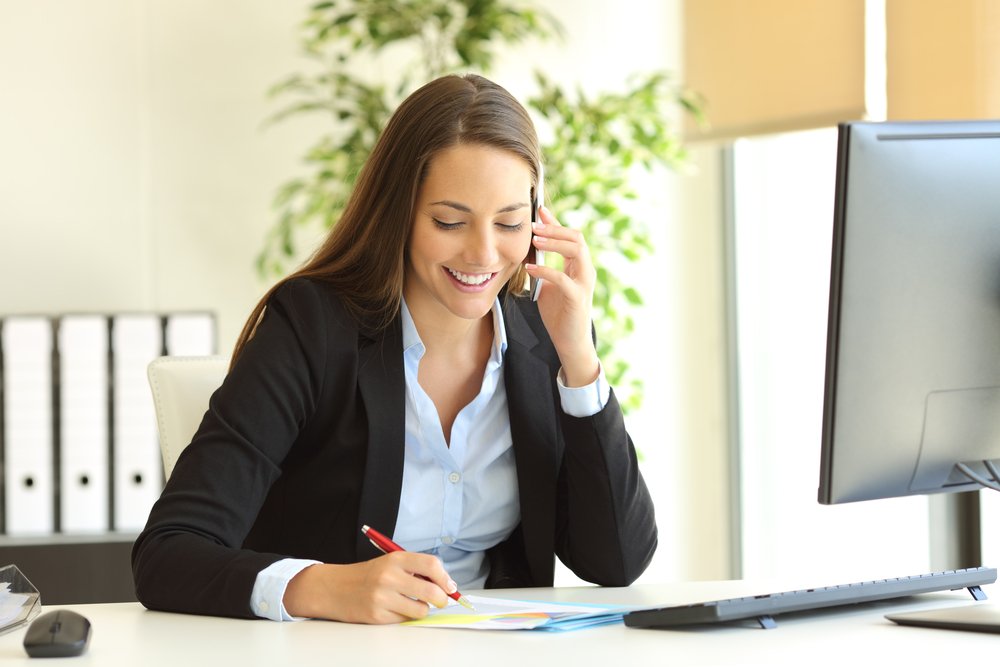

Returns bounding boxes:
[258,601,270,613]
[442,536,455,545]
[448,472,461,483]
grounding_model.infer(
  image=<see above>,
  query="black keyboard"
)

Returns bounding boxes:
[624,567,997,630]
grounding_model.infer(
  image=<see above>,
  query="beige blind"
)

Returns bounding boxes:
[683,0,867,141]
[886,0,1000,120]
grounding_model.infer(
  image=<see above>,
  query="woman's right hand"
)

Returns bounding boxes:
[282,552,456,624]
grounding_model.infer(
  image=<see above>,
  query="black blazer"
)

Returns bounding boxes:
[132,278,657,619]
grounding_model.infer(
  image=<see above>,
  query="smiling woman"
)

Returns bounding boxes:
[405,145,536,445]
[406,144,534,325]
[131,73,657,626]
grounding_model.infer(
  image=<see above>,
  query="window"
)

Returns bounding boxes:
[731,128,930,582]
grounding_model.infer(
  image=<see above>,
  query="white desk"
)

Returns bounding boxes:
[1,580,995,666]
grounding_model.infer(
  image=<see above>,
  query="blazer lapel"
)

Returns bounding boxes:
[354,318,407,560]
[502,299,561,585]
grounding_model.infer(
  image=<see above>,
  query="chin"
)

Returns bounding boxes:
[445,297,498,321]
[435,273,509,319]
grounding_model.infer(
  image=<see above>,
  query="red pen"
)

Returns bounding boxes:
[361,524,476,611]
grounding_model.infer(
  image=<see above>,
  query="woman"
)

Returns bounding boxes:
[132,73,656,624]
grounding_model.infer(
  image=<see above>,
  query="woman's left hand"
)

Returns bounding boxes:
[524,206,601,387]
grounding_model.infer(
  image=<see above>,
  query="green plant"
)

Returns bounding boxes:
[262,0,702,412]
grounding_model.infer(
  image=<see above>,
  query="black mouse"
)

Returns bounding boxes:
[23,609,92,658]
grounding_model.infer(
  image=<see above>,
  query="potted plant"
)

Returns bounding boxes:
[261,0,703,412]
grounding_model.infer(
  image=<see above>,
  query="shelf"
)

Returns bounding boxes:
[0,534,138,604]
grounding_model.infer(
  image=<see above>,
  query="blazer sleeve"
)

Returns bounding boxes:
[131,279,333,619]
[554,387,657,586]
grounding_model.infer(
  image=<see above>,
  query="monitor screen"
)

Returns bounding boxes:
[819,120,1000,504]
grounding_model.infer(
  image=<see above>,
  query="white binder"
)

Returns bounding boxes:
[111,314,163,532]
[165,313,215,356]
[2,317,55,535]
[58,315,110,533]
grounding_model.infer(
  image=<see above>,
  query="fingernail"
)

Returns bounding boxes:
[532,222,544,231]
[447,580,458,594]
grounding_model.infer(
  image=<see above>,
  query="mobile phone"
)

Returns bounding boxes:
[529,163,545,301]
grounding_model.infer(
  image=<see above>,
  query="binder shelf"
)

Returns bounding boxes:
[0,312,216,537]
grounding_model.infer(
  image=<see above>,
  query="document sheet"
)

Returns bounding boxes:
[403,594,630,631]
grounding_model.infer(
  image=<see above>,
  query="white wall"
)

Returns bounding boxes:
[1,0,149,312]
[0,0,730,581]
[0,0,315,348]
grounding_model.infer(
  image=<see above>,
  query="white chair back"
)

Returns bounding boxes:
[147,355,228,480]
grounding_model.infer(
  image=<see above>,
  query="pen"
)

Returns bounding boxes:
[361,524,476,611]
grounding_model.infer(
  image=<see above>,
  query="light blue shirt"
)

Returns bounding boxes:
[250,298,609,621]
[391,298,519,589]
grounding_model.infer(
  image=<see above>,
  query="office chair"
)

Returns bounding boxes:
[147,355,228,480]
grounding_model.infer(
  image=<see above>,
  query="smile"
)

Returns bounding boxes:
[445,267,496,287]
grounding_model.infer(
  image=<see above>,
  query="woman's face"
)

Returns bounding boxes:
[404,143,533,325]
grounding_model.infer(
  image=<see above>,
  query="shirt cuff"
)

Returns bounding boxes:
[250,558,321,621]
[557,362,610,417]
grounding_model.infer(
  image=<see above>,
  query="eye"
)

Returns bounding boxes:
[433,218,463,230]
[496,222,525,232]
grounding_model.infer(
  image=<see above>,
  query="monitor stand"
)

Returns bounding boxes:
[886,602,1000,634]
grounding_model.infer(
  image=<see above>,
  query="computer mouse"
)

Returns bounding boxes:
[23,609,92,658]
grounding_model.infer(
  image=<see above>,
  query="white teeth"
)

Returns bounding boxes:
[447,268,493,286]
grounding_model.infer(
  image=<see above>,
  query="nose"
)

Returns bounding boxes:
[463,226,500,268]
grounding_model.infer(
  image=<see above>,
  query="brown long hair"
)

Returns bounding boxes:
[232,74,541,365]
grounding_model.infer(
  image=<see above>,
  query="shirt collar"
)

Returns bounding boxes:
[400,298,508,361]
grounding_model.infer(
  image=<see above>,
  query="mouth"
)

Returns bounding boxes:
[445,267,497,291]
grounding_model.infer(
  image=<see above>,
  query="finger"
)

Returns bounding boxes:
[532,216,589,250]
[532,233,588,262]
[532,215,578,242]
[364,585,432,622]
[537,205,562,227]
[395,553,454,608]
[400,577,452,611]
[386,588,439,619]
[524,263,577,293]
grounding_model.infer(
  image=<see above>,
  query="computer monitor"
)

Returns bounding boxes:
[819,119,1000,505]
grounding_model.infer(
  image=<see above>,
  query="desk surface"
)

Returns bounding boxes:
[2,580,996,666]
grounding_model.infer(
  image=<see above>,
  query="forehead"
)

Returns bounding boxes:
[420,144,532,201]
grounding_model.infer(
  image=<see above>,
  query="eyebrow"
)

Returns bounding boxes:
[429,200,530,214]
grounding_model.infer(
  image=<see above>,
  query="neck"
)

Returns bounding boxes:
[414,307,492,355]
